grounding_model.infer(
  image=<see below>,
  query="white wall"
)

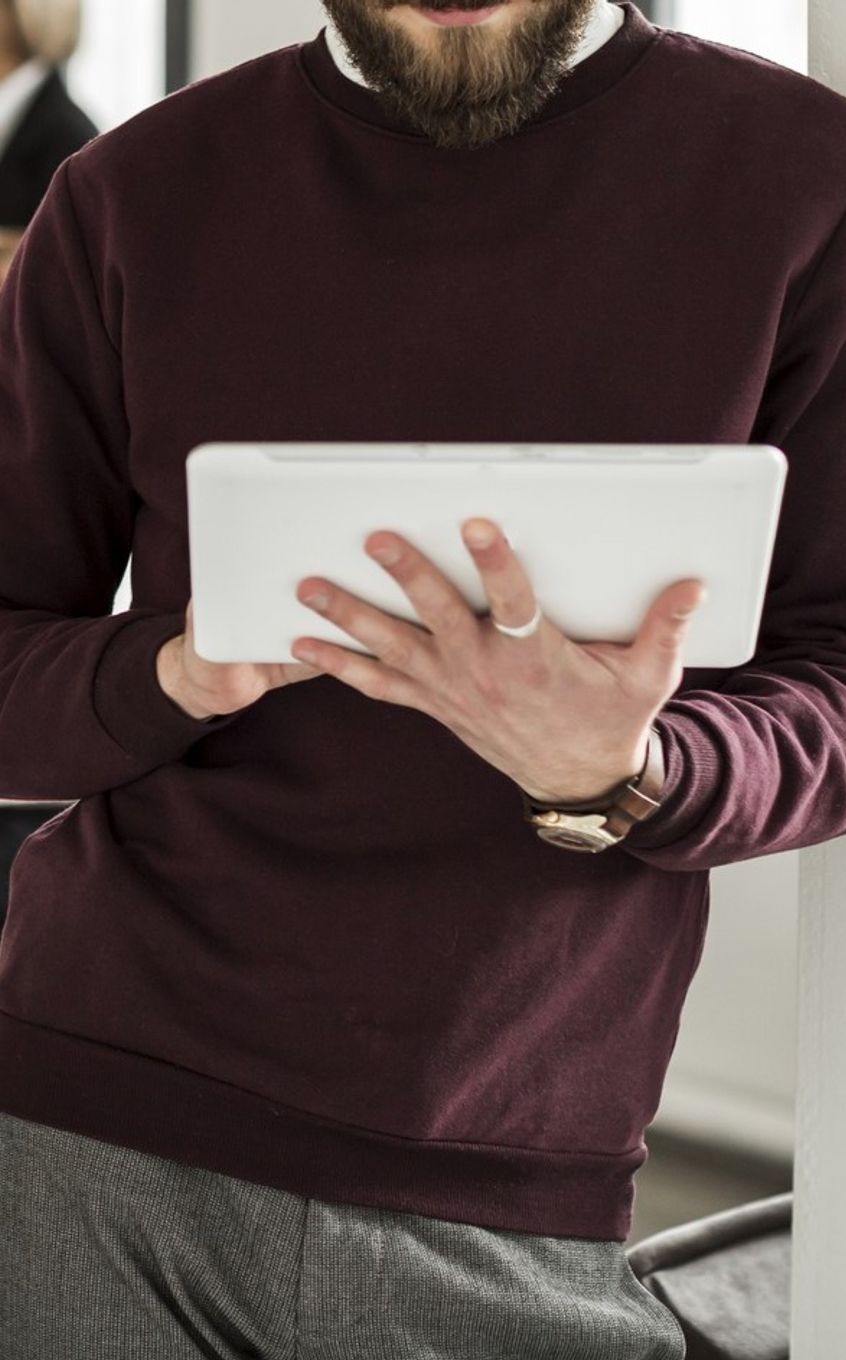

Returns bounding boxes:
[66,0,166,132]
[189,0,326,82]
[653,855,797,1160]
[674,0,807,74]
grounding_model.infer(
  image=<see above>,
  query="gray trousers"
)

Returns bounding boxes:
[0,1111,686,1359]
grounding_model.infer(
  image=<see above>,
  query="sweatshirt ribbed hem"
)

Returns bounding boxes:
[0,1010,641,1242]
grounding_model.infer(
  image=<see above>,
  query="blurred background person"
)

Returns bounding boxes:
[0,0,97,286]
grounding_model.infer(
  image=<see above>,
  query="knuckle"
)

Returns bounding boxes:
[491,595,524,622]
[435,601,466,634]
[362,671,393,703]
[658,627,685,652]
[381,637,414,671]
[391,560,416,590]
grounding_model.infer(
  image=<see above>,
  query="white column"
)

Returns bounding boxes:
[793,841,846,1352]
[793,1,846,1326]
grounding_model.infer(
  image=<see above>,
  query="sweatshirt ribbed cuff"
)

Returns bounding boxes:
[621,711,724,857]
[92,612,238,766]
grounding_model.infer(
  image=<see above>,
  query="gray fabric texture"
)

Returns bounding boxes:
[0,1111,685,1358]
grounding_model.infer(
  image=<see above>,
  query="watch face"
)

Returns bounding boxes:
[537,823,620,852]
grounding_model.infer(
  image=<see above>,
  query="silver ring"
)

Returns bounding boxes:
[491,603,543,639]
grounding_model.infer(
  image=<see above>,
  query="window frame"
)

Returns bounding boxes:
[166,0,191,93]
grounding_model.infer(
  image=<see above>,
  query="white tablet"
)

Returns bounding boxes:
[185,443,787,669]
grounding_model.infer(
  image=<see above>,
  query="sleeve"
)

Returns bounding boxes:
[0,157,238,802]
[622,209,846,872]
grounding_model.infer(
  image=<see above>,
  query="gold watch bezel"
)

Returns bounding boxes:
[533,812,621,851]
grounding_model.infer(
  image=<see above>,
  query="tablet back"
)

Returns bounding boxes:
[186,443,787,668]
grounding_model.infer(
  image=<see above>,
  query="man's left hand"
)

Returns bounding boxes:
[292,518,706,804]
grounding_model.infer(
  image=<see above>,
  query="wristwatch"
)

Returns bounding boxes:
[520,727,665,853]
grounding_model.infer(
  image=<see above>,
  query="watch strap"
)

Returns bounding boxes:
[521,726,665,839]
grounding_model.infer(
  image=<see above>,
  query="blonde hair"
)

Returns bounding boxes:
[8,0,81,66]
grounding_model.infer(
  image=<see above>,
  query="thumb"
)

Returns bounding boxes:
[629,579,707,690]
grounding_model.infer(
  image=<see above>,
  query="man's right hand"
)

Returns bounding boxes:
[155,599,324,721]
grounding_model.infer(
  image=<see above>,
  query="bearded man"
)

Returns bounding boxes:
[1,4,844,1357]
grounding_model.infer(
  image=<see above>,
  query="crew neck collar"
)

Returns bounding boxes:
[296,3,660,142]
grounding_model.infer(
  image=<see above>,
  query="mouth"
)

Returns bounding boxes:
[414,4,507,27]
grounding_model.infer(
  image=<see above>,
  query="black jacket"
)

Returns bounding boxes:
[0,68,98,228]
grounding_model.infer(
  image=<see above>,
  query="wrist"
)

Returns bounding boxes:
[522,728,666,853]
[519,733,652,808]
[155,637,217,722]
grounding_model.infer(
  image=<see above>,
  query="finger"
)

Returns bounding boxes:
[290,635,429,711]
[459,518,548,638]
[364,531,479,642]
[295,577,435,682]
[281,662,326,685]
[628,579,707,688]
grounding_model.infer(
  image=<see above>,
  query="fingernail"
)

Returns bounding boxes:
[370,544,401,566]
[303,592,330,611]
[674,588,708,620]
[464,521,496,548]
[294,643,318,662]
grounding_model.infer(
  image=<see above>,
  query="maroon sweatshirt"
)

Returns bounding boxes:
[1,2,845,1241]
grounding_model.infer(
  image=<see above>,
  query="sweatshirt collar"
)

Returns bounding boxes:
[298,3,659,138]
[325,1,625,89]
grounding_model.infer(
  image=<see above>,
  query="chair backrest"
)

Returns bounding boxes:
[625,1193,792,1360]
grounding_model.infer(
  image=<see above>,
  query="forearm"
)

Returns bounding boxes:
[622,660,846,871]
[0,608,234,800]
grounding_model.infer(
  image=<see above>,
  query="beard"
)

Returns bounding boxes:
[320,0,600,151]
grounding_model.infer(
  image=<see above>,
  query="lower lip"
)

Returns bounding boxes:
[418,6,504,25]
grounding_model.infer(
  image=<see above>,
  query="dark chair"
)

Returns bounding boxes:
[626,1192,792,1360]
[0,804,70,934]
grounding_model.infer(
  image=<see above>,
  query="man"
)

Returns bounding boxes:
[0,0,97,284]
[1,2,844,1355]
